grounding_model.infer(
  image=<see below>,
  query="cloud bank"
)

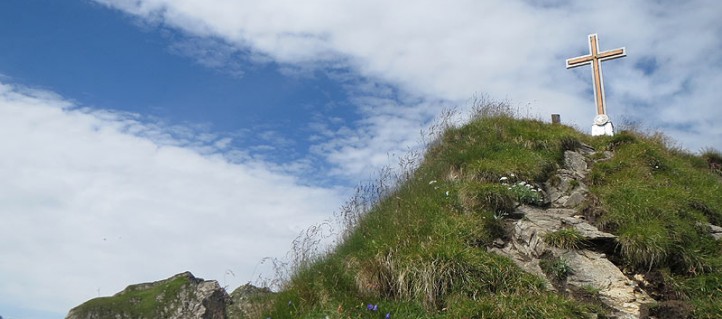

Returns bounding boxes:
[94,0,721,159]
[0,82,342,315]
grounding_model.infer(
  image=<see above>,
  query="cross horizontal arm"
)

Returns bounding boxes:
[566,55,593,68]
[598,48,626,60]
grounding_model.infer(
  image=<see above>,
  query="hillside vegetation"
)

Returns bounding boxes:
[253,105,722,319]
[64,103,722,319]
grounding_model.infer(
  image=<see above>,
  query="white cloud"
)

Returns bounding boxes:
[93,0,722,171]
[0,82,343,316]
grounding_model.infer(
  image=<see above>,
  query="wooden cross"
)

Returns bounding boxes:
[566,34,626,120]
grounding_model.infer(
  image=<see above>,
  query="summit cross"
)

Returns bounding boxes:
[566,33,626,136]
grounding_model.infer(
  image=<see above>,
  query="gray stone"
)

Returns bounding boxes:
[564,151,588,176]
[563,189,587,208]
[490,205,649,318]
[227,284,274,319]
[578,143,596,155]
[563,250,651,319]
[561,217,616,240]
[708,223,722,240]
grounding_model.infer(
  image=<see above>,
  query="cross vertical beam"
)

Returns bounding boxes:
[566,34,626,118]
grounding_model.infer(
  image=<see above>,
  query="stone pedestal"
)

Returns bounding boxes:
[591,114,614,136]
[591,122,614,136]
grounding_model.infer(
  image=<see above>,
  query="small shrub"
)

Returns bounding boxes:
[540,256,573,281]
[508,182,544,206]
[544,228,585,250]
[569,179,580,189]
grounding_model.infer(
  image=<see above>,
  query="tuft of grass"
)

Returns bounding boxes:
[617,222,671,270]
[544,228,586,250]
[459,182,516,216]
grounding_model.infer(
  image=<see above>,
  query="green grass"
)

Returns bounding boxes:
[587,130,722,317]
[544,228,586,250]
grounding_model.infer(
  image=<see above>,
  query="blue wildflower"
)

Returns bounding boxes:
[386,313,391,319]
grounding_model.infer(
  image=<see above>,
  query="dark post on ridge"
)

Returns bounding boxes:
[551,114,561,124]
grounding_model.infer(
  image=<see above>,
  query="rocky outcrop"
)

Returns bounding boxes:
[66,272,230,319]
[491,146,653,318]
[226,284,274,318]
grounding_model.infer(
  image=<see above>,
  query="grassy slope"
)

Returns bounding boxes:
[259,113,722,319]
[587,131,722,317]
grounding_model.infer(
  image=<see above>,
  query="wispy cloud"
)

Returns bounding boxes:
[0,82,343,315]
[167,36,249,78]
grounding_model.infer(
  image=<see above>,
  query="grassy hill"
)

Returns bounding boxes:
[65,103,722,319]
[253,105,722,319]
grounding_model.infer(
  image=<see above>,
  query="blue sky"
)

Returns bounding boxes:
[1,1,721,318]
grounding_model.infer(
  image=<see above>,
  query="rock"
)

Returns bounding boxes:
[561,216,616,241]
[226,283,274,319]
[577,143,597,155]
[708,223,722,240]
[65,272,229,319]
[562,250,650,318]
[491,204,649,318]
[695,222,722,240]
[490,147,655,318]
[545,152,590,209]
[564,151,588,177]
[556,189,587,208]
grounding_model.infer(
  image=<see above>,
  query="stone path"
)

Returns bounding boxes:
[490,147,652,319]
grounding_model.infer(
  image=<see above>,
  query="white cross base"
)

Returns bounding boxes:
[591,122,614,136]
